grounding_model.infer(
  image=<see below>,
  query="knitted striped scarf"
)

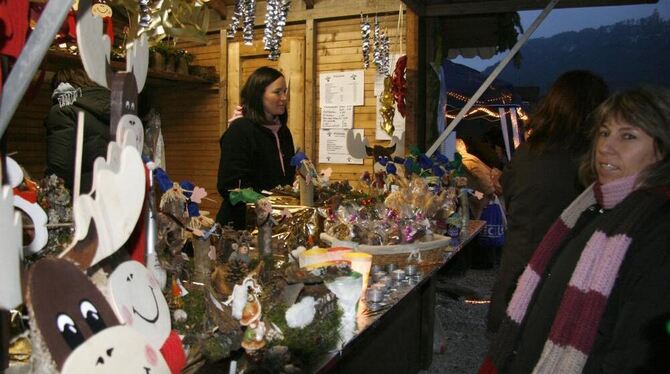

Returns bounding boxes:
[481,176,670,374]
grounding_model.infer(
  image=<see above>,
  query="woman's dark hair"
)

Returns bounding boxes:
[527,70,609,154]
[240,66,287,126]
[51,68,98,90]
[579,85,670,187]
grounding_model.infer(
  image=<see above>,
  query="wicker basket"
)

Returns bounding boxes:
[320,233,454,268]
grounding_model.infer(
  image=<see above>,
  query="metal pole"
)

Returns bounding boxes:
[0,0,74,138]
[426,0,560,157]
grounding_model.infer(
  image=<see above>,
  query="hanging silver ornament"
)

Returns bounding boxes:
[360,14,371,69]
[379,32,390,76]
[373,15,382,71]
[242,0,257,45]
[263,0,278,51]
[227,0,243,39]
[264,0,290,60]
[138,0,151,28]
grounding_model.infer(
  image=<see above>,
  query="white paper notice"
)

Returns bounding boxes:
[319,129,364,164]
[320,105,353,129]
[319,70,364,106]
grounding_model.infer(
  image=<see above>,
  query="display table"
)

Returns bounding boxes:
[313,220,486,373]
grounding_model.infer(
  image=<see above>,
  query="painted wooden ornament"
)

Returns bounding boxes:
[60,143,145,269]
[6,156,49,256]
[13,195,49,256]
[26,258,169,373]
[76,0,148,152]
[0,186,23,310]
[107,260,171,350]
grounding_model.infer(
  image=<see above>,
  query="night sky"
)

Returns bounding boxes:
[454,0,670,71]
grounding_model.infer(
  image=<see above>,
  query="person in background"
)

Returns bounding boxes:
[487,70,609,334]
[481,85,670,373]
[44,68,110,194]
[216,66,295,229]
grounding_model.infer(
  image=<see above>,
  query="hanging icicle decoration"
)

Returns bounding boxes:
[263,0,278,52]
[360,14,371,69]
[138,0,151,28]
[373,15,381,70]
[227,0,243,39]
[378,30,391,76]
[263,0,290,60]
[242,0,257,45]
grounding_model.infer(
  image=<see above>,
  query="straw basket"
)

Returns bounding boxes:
[320,233,454,268]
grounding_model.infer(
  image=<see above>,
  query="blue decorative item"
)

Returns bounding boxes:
[290,151,308,167]
[154,168,173,193]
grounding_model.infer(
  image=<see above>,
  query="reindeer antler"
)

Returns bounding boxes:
[76,0,112,88]
[126,34,149,93]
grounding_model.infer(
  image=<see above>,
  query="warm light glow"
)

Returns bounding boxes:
[344,252,373,292]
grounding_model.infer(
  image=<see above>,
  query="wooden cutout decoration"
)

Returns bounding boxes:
[6,157,49,256]
[91,0,112,18]
[60,143,146,269]
[13,195,49,256]
[61,326,170,374]
[5,156,23,188]
[189,186,207,204]
[0,186,23,310]
[26,258,169,373]
[107,260,171,349]
[77,0,148,150]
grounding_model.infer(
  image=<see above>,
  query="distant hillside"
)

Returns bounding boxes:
[483,11,670,94]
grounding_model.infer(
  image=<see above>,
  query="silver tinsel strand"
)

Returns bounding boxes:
[360,14,371,69]
[139,0,151,28]
[263,0,278,51]
[373,15,381,69]
[242,0,256,45]
[264,0,290,60]
[378,31,390,75]
[227,0,243,39]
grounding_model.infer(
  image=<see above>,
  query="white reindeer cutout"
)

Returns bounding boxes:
[0,185,23,310]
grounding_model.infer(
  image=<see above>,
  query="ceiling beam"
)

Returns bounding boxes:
[401,0,426,14]
[421,0,658,16]
[206,0,227,18]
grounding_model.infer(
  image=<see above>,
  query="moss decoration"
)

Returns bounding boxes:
[264,303,342,367]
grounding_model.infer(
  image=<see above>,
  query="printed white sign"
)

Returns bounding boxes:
[319,129,364,164]
[321,105,354,129]
[319,70,364,106]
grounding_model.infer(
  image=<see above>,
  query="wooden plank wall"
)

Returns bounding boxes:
[5,74,53,179]
[155,32,222,214]
[315,14,404,183]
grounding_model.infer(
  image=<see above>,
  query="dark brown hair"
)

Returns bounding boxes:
[527,70,609,155]
[240,66,287,126]
[50,68,98,90]
[579,85,670,187]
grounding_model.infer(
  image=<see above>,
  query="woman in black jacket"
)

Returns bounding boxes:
[216,67,295,229]
[44,68,111,194]
[487,70,609,334]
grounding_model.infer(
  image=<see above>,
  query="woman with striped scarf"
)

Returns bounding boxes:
[481,86,670,373]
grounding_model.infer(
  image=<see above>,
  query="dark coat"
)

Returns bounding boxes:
[487,143,583,333]
[216,117,295,229]
[44,86,111,194]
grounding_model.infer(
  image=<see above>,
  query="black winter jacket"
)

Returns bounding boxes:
[44,86,111,194]
[487,143,583,333]
[216,117,295,228]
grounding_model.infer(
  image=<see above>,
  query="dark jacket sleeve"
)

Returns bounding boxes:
[585,213,670,373]
[44,105,77,189]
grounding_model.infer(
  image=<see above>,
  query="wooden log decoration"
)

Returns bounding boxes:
[255,198,274,257]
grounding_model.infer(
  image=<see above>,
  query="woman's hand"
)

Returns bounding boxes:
[228,105,244,125]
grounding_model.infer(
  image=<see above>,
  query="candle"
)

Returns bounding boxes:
[344,252,373,292]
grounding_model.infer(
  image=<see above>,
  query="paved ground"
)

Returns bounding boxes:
[424,263,498,374]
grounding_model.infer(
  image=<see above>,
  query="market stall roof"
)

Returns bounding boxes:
[401,0,658,16]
